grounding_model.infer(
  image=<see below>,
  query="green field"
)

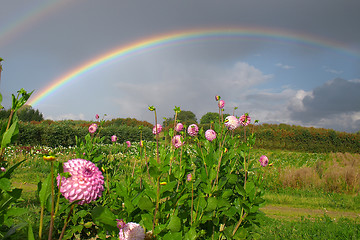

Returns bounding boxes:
[4,145,360,239]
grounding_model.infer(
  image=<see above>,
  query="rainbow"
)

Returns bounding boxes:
[28,27,360,106]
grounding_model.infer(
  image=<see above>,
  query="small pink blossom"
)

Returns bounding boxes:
[215,95,221,101]
[171,135,184,148]
[139,140,144,147]
[57,159,104,205]
[218,100,225,109]
[126,141,131,148]
[117,220,145,240]
[95,114,99,120]
[187,124,199,137]
[259,155,269,167]
[187,173,192,182]
[174,123,184,132]
[152,124,162,135]
[205,129,216,142]
[224,116,240,130]
[239,113,251,126]
[1,167,5,172]
[111,135,117,142]
[88,123,98,134]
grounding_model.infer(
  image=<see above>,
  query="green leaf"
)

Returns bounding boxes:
[39,172,52,207]
[91,206,118,232]
[167,215,181,232]
[163,231,182,240]
[205,197,218,212]
[28,223,35,240]
[1,120,18,149]
[0,177,11,191]
[138,195,154,211]
[5,207,27,217]
[184,227,197,240]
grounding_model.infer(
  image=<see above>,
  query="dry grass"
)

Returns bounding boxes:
[269,152,360,194]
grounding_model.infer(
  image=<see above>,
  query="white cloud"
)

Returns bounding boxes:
[275,63,294,69]
[46,113,85,121]
[323,66,343,74]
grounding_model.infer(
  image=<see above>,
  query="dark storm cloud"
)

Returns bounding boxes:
[288,78,360,132]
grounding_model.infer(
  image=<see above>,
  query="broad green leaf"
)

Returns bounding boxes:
[1,121,18,149]
[39,172,52,207]
[91,206,118,232]
[0,178,11,191]
[28,223,35,240]
[167,215,181,232]
[138,195,154,211]
[205,197,217,212]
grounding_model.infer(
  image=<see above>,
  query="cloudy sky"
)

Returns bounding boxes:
[1,0,359,132]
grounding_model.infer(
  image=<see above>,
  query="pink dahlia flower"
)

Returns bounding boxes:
[174,123,184,132]
[218,100,225,109]
[171,135,184,148]
[187,124,199,137]
[126,141,131,148]
[224,116,240,130]
[57,159,104,205]
[88,123,98,134]
[259,155,269,167]
[239,113,251,126]
[205,129,216,142]
[117,219,145,240]
[95,114,99,120]
[111,135,117,142]
[152,124,162,135]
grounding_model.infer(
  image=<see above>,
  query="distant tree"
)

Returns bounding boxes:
[17,105,44,122]
[200,112,230,124]
[177,110,197,125]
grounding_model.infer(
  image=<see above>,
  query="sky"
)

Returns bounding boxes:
[0,0,359,132]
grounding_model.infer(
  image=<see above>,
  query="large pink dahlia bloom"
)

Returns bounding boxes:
[111,135,117,142]
[152,124,163,135]
[224,116,240,130]
[205,129,216,142]
[117,219,145,240]
[57,159,104,205]
[187,124,199,137]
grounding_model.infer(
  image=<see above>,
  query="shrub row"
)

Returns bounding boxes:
[14,119,360,152]
[17,120,153,147]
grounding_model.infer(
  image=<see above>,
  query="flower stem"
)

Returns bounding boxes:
[58,204,75,240]
[48,162,55,240]
[39,206,44,240]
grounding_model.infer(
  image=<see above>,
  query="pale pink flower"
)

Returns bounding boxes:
[205,129,216,142]
[218,100,225,109]
[259,155,269,167]
[174,123,184,132]
[239,113,251,126]
[1,167,5,172]
[88,123,98,134]
[187,124,199,137]
[117,220,145,240]
[57,159,104,205]
[152,124,162,135]
[111,135,117,142]
[171,135,184,148]
[224,116,240,130]
[95,114,99,120]
[126,141,131,148]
